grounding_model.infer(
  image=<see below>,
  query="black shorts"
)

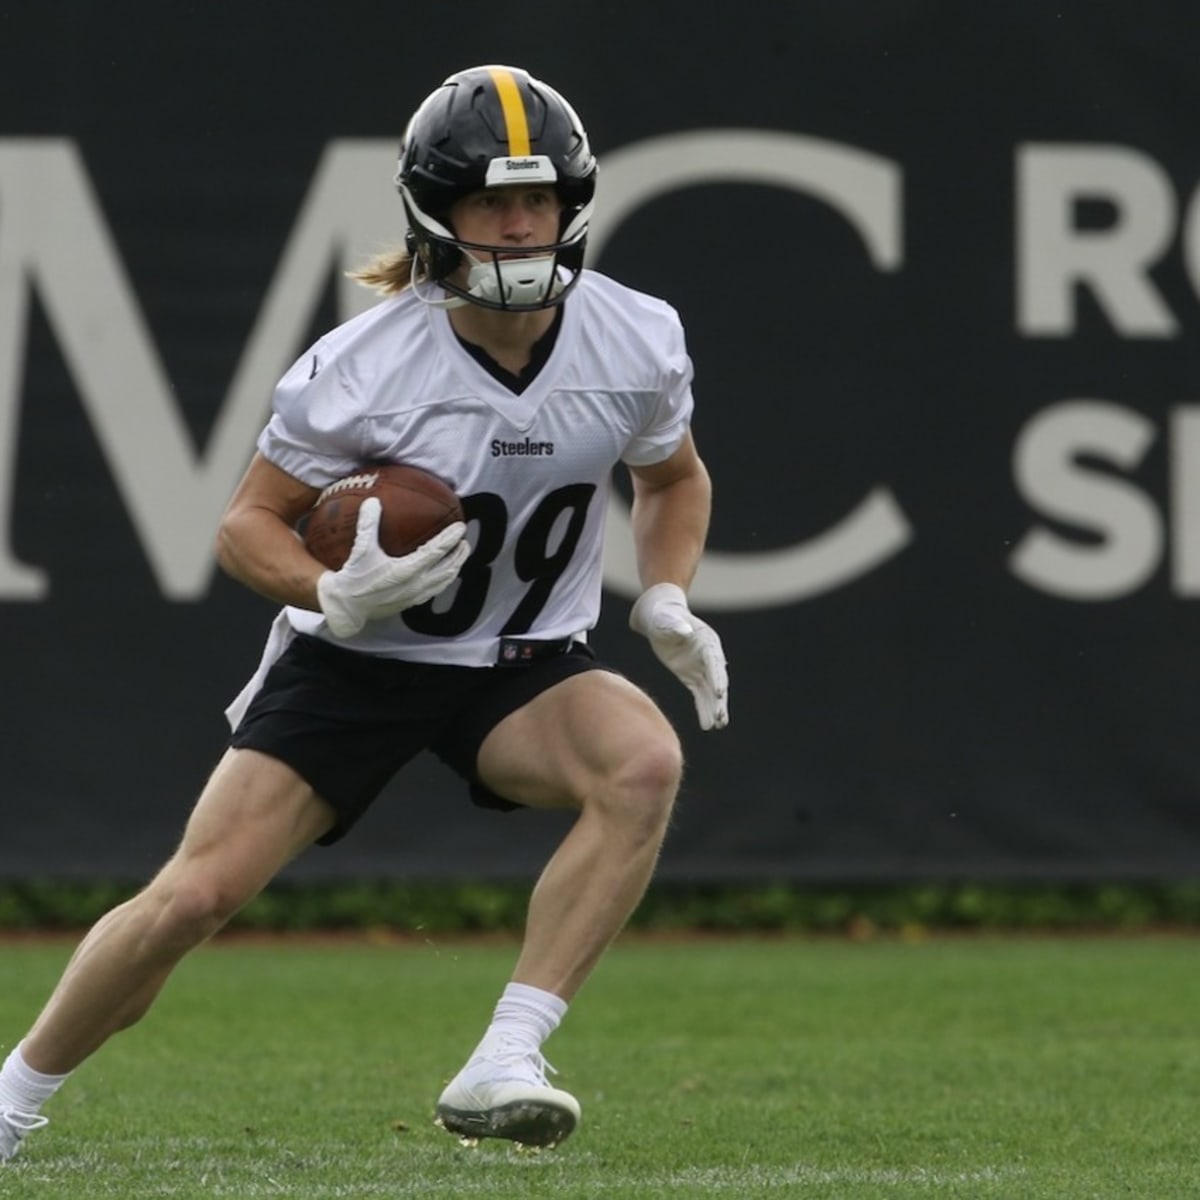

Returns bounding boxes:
[229,634,610,844]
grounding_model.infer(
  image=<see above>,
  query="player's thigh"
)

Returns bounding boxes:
[155,747,336,908]
[476,669,682,811]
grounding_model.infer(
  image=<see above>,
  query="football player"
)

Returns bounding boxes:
[0,64,728,1159]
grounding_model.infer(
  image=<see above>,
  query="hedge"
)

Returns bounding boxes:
[2,881,1200,935]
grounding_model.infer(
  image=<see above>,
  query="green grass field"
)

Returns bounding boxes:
[0,933,1196,1198]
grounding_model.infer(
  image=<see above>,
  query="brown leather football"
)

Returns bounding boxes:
[301,463,464,570]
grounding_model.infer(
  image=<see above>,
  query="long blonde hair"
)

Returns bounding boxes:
[347,246,426,297]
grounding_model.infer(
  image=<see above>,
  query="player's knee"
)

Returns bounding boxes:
[604,729,682,833]
[636,732,684,803]
[147,875,246,949]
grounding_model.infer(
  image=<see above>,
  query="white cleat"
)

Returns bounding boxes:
[0,1108,48,1162]
[435,1040,580,1149]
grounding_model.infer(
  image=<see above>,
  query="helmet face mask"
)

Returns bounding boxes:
[396,65,597,312]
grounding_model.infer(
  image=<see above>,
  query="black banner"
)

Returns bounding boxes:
[3,3,1200,881]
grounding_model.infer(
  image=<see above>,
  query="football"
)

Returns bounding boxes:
[301,463,465,570]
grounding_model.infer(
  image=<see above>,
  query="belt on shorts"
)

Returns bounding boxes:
[495,636,576,667]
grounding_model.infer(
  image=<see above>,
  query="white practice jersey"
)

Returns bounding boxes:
[259,269,694,668]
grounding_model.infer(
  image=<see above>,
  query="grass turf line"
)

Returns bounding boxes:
[0,936,1196,1198]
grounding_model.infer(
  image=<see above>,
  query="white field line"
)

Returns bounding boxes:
[4,1159,1028,1196]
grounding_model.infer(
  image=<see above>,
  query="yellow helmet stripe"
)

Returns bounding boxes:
[489,67,532,156]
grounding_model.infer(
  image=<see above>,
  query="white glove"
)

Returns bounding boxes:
[316,498,469,638]
[629,582,729,730]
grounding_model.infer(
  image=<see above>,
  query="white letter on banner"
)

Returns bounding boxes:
[1009,400,1162,599]
[589,129,912,609]
[1170,406,1200,595]
[0,139,401,600]
[1017,144,1178,337]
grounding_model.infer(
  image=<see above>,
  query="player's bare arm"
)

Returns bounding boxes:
[215,452,326,610]
[626,432,728,730]
[628,431,713,589]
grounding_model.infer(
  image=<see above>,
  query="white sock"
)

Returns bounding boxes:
[0,1043,71,1114]
[474,982,567,1058]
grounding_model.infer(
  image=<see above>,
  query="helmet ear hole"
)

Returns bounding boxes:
[404,226,462,281]
[428,240,461,279]
[403,199,463,282]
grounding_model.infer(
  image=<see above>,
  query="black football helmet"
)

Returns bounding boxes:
[396,64,597,311]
